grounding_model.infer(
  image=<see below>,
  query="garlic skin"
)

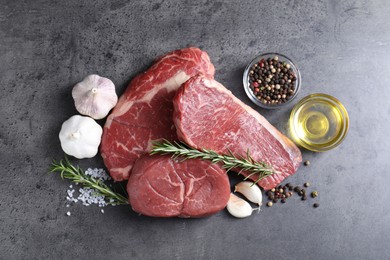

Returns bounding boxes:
[226,193,253,218]
[234,181,263,206]
[59,115,103,159]
[72,74,118,120]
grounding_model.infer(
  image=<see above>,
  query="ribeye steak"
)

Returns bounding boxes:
[101,48,215,181]
[127,155,230,218]
[173,76,302,190]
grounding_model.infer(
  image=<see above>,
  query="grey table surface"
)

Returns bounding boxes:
[1,0,389,259]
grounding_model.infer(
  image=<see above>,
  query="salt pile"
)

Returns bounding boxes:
[85,168,111,181]
[66,168,112,215]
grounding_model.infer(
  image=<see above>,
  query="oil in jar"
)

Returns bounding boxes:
[293,100,343,146]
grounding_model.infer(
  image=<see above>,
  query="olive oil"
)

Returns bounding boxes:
[289,94,349,152]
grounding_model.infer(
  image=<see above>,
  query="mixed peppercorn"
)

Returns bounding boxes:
[248,55,297,105]
[266,182,319,208]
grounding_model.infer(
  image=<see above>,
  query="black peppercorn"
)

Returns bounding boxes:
[313,203,319,208]
[248,56,297,106]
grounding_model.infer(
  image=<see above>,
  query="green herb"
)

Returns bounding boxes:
[49,157,128,206]
[151,140,274,184]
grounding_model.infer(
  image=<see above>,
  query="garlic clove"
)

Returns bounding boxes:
[226,193,254,218]
[234,181,263,206]
[72,74,118,120]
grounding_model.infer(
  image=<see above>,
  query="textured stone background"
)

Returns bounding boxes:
[1,0,389,259]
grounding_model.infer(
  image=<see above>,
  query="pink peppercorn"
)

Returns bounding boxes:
[253,82,259,87]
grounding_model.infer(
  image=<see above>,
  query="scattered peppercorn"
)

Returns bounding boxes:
[267,202,273,207]
[247,56,297,105]
[265,182,319,209]
[313,203,319,208]
[304,160,310,166]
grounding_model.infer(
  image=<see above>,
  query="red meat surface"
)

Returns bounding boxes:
[173,76,302,190]
[127,155,230,218]
[100,48,215,181]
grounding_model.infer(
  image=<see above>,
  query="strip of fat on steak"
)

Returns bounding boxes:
[100,48,215,181]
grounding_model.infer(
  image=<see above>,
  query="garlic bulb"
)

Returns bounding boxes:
[234,181,263,206]
[59,115,103,159]
[72,74,118,120]
[226,193,254,218]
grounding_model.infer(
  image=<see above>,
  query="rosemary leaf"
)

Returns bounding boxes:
[151,140,274,184]
[49,157,128,206]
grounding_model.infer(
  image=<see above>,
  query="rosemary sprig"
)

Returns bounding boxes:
[151,140,274,184]
[49,157,128,206]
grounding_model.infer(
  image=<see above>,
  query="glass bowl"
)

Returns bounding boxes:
[289,93,349,152]
[243,53,301,109]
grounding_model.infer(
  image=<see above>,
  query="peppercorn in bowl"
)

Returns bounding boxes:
[243,53,301,109]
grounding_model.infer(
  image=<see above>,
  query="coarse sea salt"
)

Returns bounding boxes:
[85,168,111,181]
[65,168,112,212]
[78,187,108,207]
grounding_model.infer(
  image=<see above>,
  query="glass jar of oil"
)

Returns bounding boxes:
[289,93,349,152]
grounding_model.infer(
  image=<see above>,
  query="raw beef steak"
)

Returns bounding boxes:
[173,76,302,190]
[101,48,215,181]
[127,155,230,218]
